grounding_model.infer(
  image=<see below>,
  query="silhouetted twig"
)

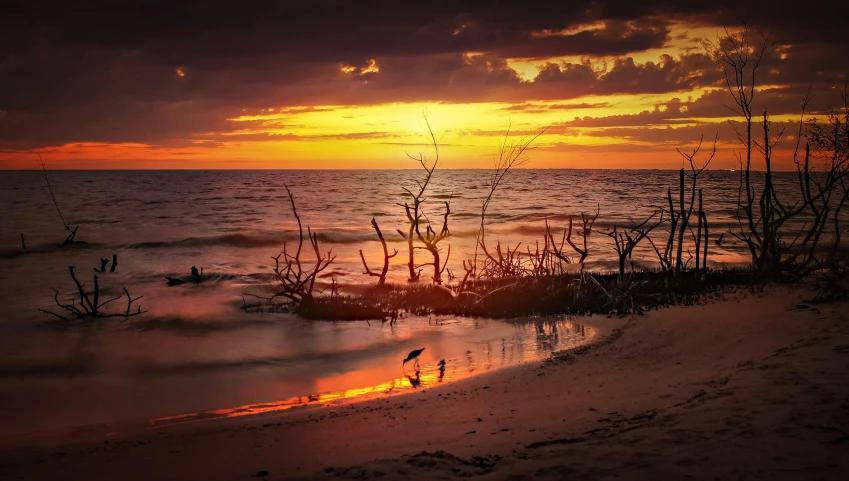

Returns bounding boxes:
[36,156,81,245]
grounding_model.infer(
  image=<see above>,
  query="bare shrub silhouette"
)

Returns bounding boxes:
[603,211,665,279]
[706,23,849,278]
[39,266,144,320]
[793,85,849,272]
[560,208,600,266]
[270,185,336,305]
[647,137,717,273]
[396,113,451,283]
[676,135,716,272]
[414,198,452,284]
[464,124,548,286]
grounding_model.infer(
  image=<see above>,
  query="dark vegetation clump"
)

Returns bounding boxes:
[811,256,849,302]
[297,297,399,321]
[306,269,755,319]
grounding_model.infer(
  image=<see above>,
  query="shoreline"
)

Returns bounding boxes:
[1,287,847,480]
[0,316,607,450]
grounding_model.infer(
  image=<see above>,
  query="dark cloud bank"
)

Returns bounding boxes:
[1,0,847,150]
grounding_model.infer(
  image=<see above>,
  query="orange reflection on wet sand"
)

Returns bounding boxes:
[148,365,448,429]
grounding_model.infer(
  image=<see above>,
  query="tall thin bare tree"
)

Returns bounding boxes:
[397,113,442,282]
[37,156,80,245]
[467,124,548,283]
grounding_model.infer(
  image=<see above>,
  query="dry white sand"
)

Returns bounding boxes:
[1,288,847,480]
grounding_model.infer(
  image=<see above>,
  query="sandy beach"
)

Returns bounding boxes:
[0,288,846,480]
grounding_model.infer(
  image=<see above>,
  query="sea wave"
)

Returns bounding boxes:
[123,232,376,250]
[0,241,100,259]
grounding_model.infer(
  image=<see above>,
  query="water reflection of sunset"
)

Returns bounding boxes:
[148,319,593,430]
[148,366,449,428]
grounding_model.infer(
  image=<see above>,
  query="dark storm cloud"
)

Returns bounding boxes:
[531,53,723,95]
[0,0,847,149]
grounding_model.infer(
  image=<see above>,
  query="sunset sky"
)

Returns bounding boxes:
[1,1,847,170]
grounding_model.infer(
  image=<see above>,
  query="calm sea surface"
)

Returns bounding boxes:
[0,169,801,440]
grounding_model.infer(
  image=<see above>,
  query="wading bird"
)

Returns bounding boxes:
[403,348,425,369]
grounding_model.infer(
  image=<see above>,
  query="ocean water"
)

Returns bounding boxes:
[0,169,804,440]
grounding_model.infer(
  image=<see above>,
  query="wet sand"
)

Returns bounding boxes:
[1,288,847,480]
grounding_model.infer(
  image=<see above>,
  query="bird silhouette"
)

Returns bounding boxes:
[715,233,724,246]
[406,370,422,388]
[403,348,425,369]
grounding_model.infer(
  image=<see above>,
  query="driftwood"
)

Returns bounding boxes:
[39,266,144,320]
[359,217,397,286]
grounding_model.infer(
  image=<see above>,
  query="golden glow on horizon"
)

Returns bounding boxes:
[0,90,776,170]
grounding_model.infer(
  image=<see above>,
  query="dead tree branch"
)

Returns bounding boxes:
[604,211,665,278]
[271,185,336,305]
[360,217,398,286]
[36,156,81,245]
[397,112,441,282]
